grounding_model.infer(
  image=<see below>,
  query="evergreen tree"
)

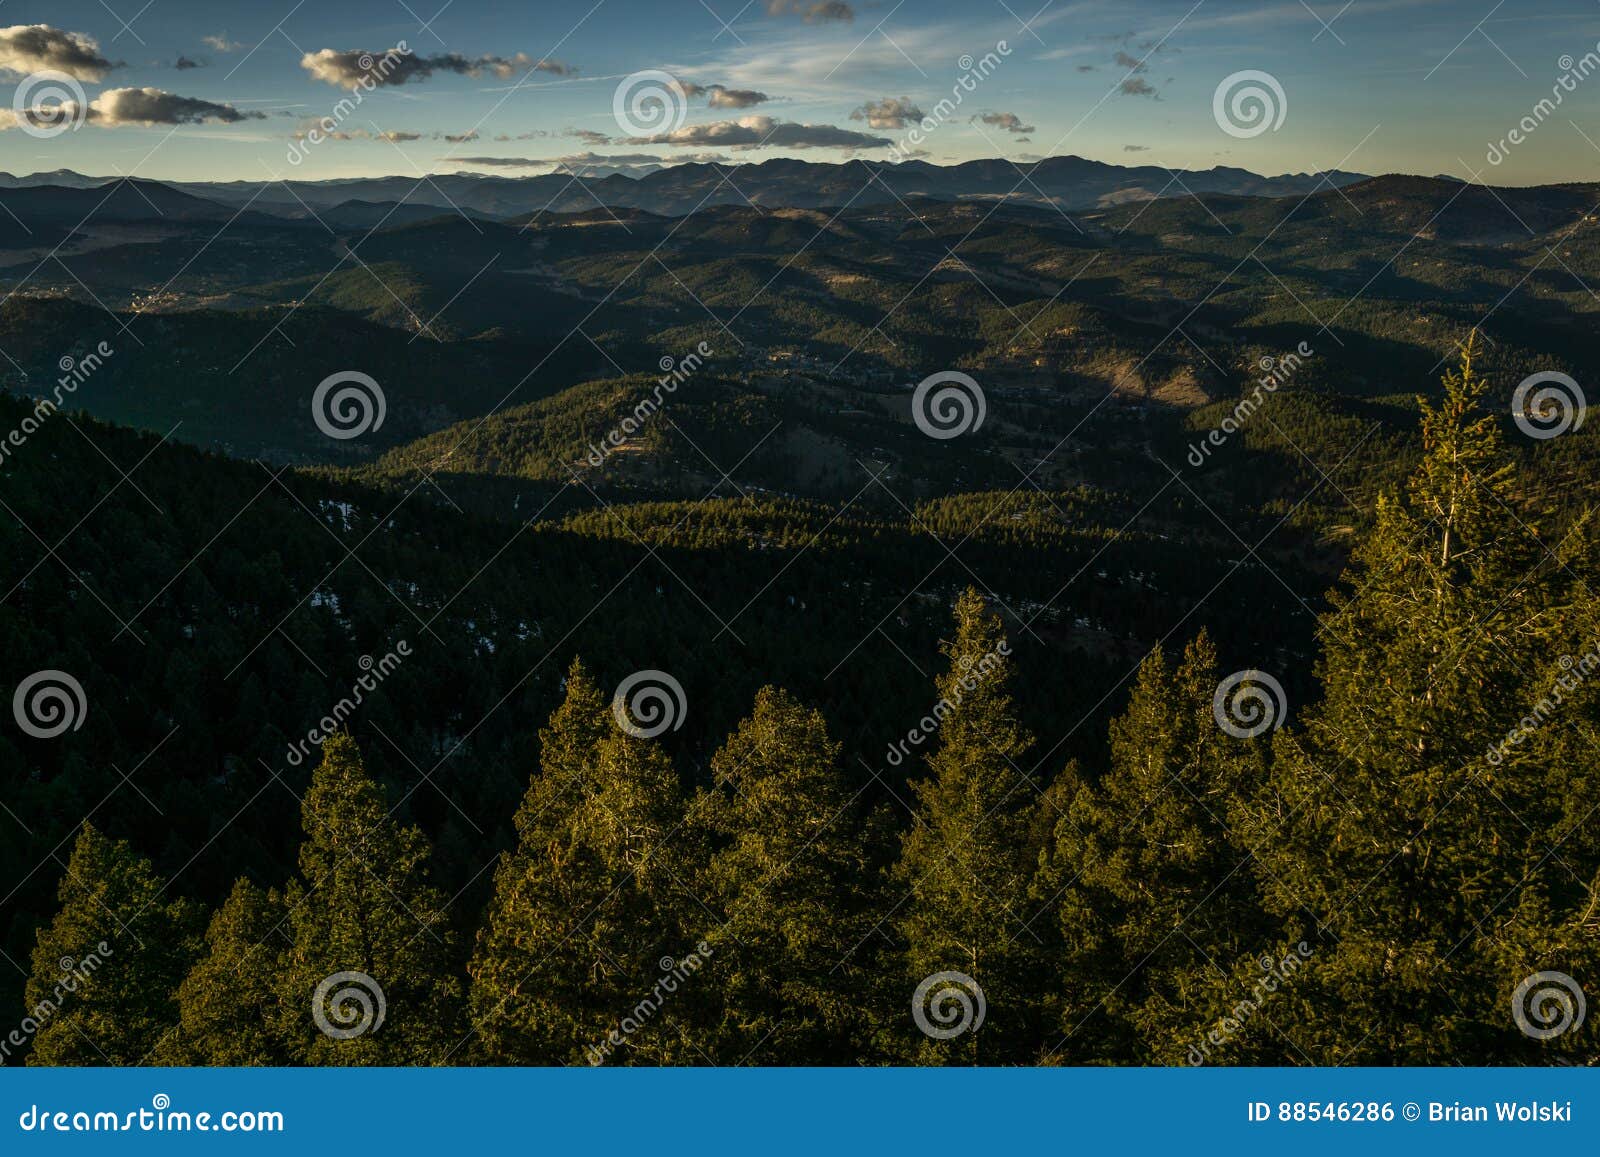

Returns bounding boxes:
[161,877,292,1065]
[894,587,1047,1063]
[1035,634,1272,1064]
[469,660,695,1064]
[25,824,204,1065]
[279,734,462,1065]
[1245,335,1600,1062]
[693,686,885,1063]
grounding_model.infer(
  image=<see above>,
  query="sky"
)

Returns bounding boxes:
[2,0,1600,185]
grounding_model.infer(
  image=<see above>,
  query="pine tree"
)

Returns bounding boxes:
[893,587,1047,1063]
[279,734,462,1065]
[469,660,695,1064]
[1245,335,1600,1062]
[25,824,204,1065]
[161,877,292,1065]
[1035,634,1273,1064]
[693,686,884,1063]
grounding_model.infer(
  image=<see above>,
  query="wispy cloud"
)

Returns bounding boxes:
[632,115,890,151]
[766,0,855,23]
[301,47,575,88]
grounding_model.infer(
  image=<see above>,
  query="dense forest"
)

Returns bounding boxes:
[8,341,1597,1066]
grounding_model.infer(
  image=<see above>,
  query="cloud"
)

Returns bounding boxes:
[557,151,668,165]
[1112,48,1162,98]
[301,47,574,88]
[1124,144,1150,152]
[89,87,265,125]
[973,111,1035,135]
[455,150,733,175]
[0,24,115,81]
[678,81,771,109]
[1077,64,1097,72]
[289,127,485,144]
[174,55,203,70]
[202,34,244,53]
[850,96,924,130]
[566,128,613,145]
[455,155,573,168]
[707,85,769,109]
[634,115,890,151]
[8,87,265,129]
[766,0,854,21]
[553,151,732,176]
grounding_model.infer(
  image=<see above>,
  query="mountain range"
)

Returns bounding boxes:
[0,156,1370,219]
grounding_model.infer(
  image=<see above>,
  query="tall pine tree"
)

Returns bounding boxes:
[693,686,886,1063]
[894,588,1048,1063]
[1035,634,1273,1064]
[1245,335,1600,1062]
[469,660,695,1064]
[278,734,462,1065]
[160,877,292,1065]
[25,824,204,1065]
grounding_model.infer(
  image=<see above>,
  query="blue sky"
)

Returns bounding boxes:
[3,0,1600,184]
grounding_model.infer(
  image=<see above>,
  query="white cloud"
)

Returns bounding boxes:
[634,115,890,151]
[851,97,924,129]
[0,24,114,81]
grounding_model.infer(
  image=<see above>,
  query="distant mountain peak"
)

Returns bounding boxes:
[6,155,1372,221]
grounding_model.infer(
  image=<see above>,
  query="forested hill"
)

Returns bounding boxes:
[8,342,1600,1065]
[0,388,1311,1048]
